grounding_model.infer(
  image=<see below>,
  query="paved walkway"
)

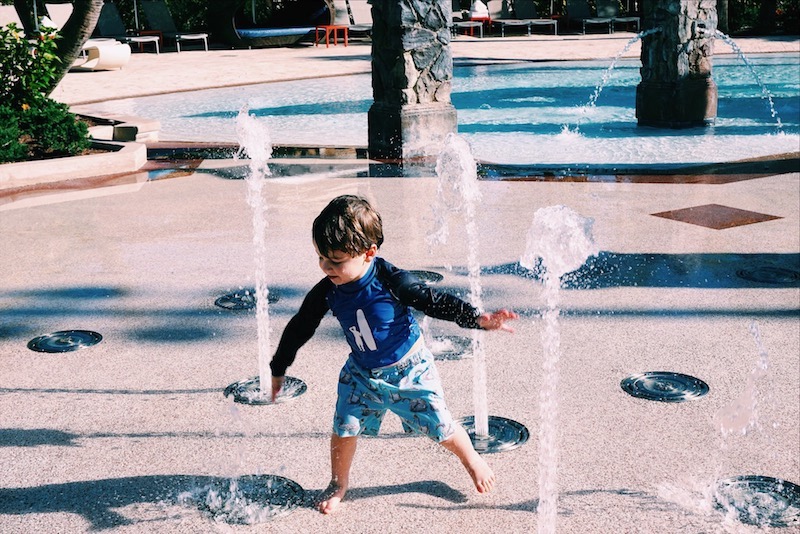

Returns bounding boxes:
[2,31,799,534]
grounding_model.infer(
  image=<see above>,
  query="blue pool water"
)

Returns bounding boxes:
[87,54,800,166]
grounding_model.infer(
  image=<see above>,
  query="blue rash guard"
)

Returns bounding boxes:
[270,257,482,376]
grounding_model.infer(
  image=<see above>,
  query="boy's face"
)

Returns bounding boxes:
[314,242,377,286]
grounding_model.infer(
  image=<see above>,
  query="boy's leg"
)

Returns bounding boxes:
[318,434,358,514]
[439,425,496,494]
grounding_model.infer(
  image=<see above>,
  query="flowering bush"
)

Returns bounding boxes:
[0,21,89,163]
[0,22,61,108]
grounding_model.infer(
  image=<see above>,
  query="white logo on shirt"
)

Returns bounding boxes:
[349,309,377,351]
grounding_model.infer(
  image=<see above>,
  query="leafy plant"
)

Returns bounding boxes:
[0,105,29,162]
[0,22,61,109]
[18,99,90,159]
[0,21,89,163]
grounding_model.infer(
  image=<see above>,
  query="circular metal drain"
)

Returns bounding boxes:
[621,372,709,403]
[195,474,305,523]
[224,375,306,405]
[27,330,103,353]
[458,415,529,453]
[215,289,279,310]
[409,270,444,285]
[714,475,800,527]
[736,267,800,285]
[429,335,472,360]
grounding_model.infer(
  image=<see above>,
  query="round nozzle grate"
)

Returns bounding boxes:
[715,475,800,527]
[409,270,444,285]
[215,289,279,310]
[458,415,529,454]
[430,335,472,360]
[736,267,800,285]
[621,372,709,402]
[27,330,103,353]
[193,475,305,523]
[224,375,306,405]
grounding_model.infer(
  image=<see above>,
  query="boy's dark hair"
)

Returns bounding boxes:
[313,195,384,258]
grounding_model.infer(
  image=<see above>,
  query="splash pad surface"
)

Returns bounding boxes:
[3,33,800,531]
[83,54,800,168]
[1,172,798,532]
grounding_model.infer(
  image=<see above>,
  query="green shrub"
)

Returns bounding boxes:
[0,105,28,163]
[0,22,61,109]
[17,99,90,160]
[0,21,89,163]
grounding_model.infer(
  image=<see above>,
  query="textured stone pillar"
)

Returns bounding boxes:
[367,0,457,161]
[636,0,718,127]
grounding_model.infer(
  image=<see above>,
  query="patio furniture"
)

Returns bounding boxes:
[514,0,558,35]
[209,0,330,48]
[73,40,131,70]
[94,2,160,53]
[315,24,348,46]
[140,0,208,52]
[566,0,612,34]
[596,0,640,32]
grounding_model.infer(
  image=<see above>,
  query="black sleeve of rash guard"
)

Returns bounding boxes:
[269,278,332,377]
[378,260,482,329]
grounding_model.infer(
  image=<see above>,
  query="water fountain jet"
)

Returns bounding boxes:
[520,205,598,534]
[430,133,528,453]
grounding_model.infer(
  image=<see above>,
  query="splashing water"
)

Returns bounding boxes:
[236,109,273,400]
[714,30,784,131]
[431,133,489,437]
[179,475,303,524]
[715,321,771,438]
[572,28,662,131]
[658,322,792,529]
[521,206,597,534]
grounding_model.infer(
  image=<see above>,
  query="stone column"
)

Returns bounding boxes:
[367,0,457,161]
[636,0,718,127]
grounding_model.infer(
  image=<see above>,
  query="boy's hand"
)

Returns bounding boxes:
[271,376,285,402]
[478,309,518,332]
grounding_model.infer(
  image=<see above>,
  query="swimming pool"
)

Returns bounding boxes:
[87,54,800,167]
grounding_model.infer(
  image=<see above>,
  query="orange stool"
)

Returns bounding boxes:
[315,25,349,47]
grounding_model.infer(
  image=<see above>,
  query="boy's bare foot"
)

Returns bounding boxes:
[467,455,496,493]
[317,480,347,514]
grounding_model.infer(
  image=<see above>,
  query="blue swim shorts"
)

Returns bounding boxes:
[333,343,457,442]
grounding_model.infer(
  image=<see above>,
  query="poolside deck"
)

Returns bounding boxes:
[1,33,799,534]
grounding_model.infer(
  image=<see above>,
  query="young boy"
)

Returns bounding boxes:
[270,195,517,514]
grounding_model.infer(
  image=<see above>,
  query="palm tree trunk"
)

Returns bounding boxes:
[48,0,105,94]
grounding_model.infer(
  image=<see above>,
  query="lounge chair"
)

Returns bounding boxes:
[320,0,370,44]
[94,2,160,53]
[488,0,532,37]
[566,0,611,34]
[209,0,329,48]
[140,0,208,52]
[72,40,131,70]
[513,0,557,35]
[596,0,639,32]
[452,0,485,38]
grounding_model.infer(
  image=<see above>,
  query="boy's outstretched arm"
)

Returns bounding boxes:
[477,309,519,332]
[269,279,332,401]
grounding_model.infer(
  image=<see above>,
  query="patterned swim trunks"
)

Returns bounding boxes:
[333,344,457,442]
